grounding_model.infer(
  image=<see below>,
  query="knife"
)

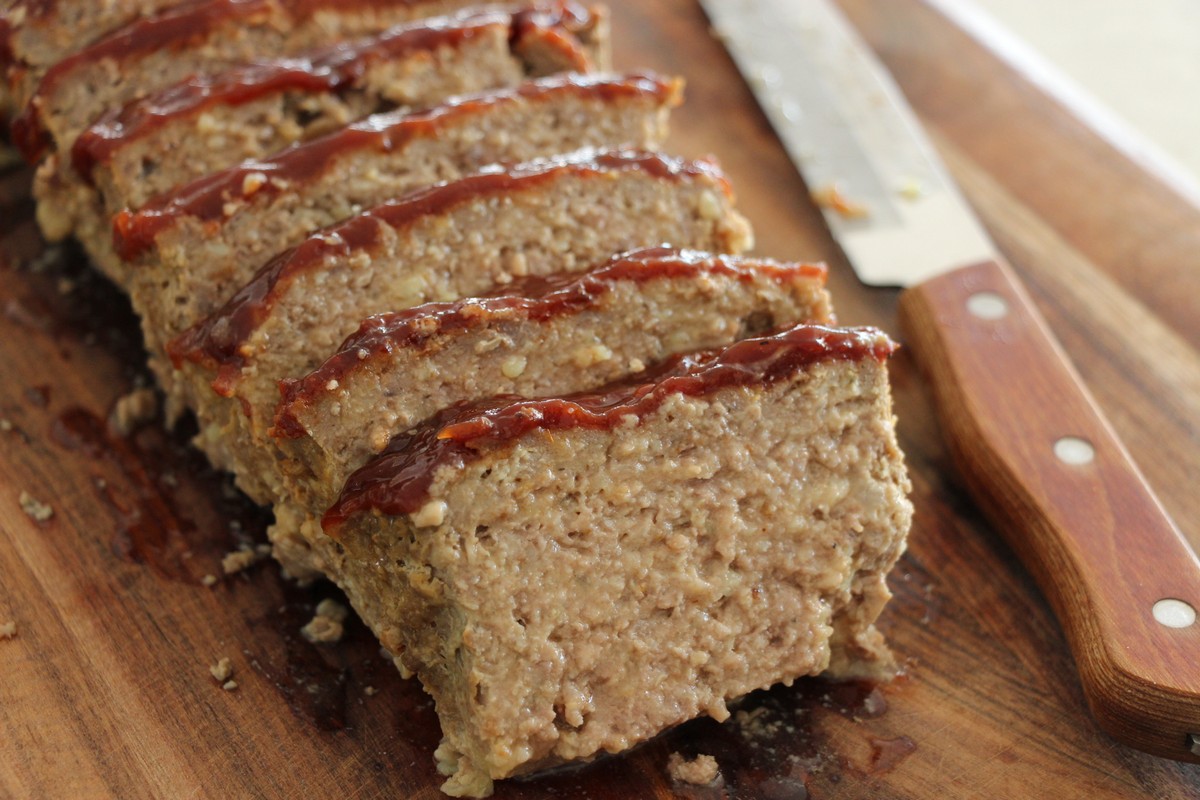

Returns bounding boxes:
[699,0,1200,762]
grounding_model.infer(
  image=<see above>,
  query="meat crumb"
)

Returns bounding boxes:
[222,545,267,575]
[109,387,158,436]
[667,752,720,785]
[0,621,17,640]
[19,491,53,522]
[210,657,234,682]
[302,598,350,644]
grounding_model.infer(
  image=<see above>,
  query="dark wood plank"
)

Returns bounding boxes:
[1,0,1199,797]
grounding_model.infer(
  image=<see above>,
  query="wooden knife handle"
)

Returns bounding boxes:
[898,257,1200,762]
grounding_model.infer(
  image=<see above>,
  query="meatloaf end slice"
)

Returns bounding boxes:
[36,4,609,285]
[265,247,827,583]
[121,71,681,351]
[322,323,912,797]
[165,151,753,505]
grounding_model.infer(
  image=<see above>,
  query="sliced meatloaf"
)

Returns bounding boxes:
[1,0,188,86]
[320,323,912,797]
[11,0,577,159]
[37,5,607,289]
[165,152,754,504]
[118,71,680,332]
[274,247,832,506]
[264,248,827,583]
[75,5,604,208]
[0,0,184,121]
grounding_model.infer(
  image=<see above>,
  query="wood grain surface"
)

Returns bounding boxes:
[2,1,1199,798]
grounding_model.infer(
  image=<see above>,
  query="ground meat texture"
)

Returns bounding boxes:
[323,324,912,796]
[262,248,830,580]
[0,0,185,120]
[33,4,609,282]
[267,248,825,582]
[91,7,603,208]
[164,152,751,509]
[11,0,550,274]
[120,73,681,416]
[9,0,519,156]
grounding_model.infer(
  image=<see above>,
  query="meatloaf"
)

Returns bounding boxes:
[113,71,680,295]
[166,152,754,504]
[320,322,912,796]
[265,246,829,582]
[10,0,553,159]
[0,0,184,122]
[273,247,832,506]
[74,5,604,208]
[36,4,607,291]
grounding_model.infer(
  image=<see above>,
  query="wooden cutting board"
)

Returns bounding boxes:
[2,1,1199,797]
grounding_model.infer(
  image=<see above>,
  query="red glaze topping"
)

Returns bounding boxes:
[12,0,273,161]
[321,323,897,533]
[272,248,828,438]
[9,0,522,160]
[165,151,729,396]
[113,72,681,261]
[70,4,597,182]
[511,3,594,72]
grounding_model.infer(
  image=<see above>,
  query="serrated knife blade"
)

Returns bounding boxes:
[700,0,1200,764]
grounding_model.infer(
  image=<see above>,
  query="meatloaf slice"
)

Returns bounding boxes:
[75,5,604,208]
[10,0,561,159]
[112,71,680,291]
[165,151,754,504]
[321,323,912,797]
[36,5,607,290]
[1,1,181,77]
[273,247,832,507]
[0,0,184,121]
[264,247,828,584]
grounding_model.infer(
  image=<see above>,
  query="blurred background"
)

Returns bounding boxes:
[945,0,1200,206]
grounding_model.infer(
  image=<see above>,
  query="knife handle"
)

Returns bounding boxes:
[898,257,1200,762]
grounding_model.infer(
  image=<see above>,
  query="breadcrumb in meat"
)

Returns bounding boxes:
[0,621,17,640]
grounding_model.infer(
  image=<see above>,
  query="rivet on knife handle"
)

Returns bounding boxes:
[898,257,1200,762]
